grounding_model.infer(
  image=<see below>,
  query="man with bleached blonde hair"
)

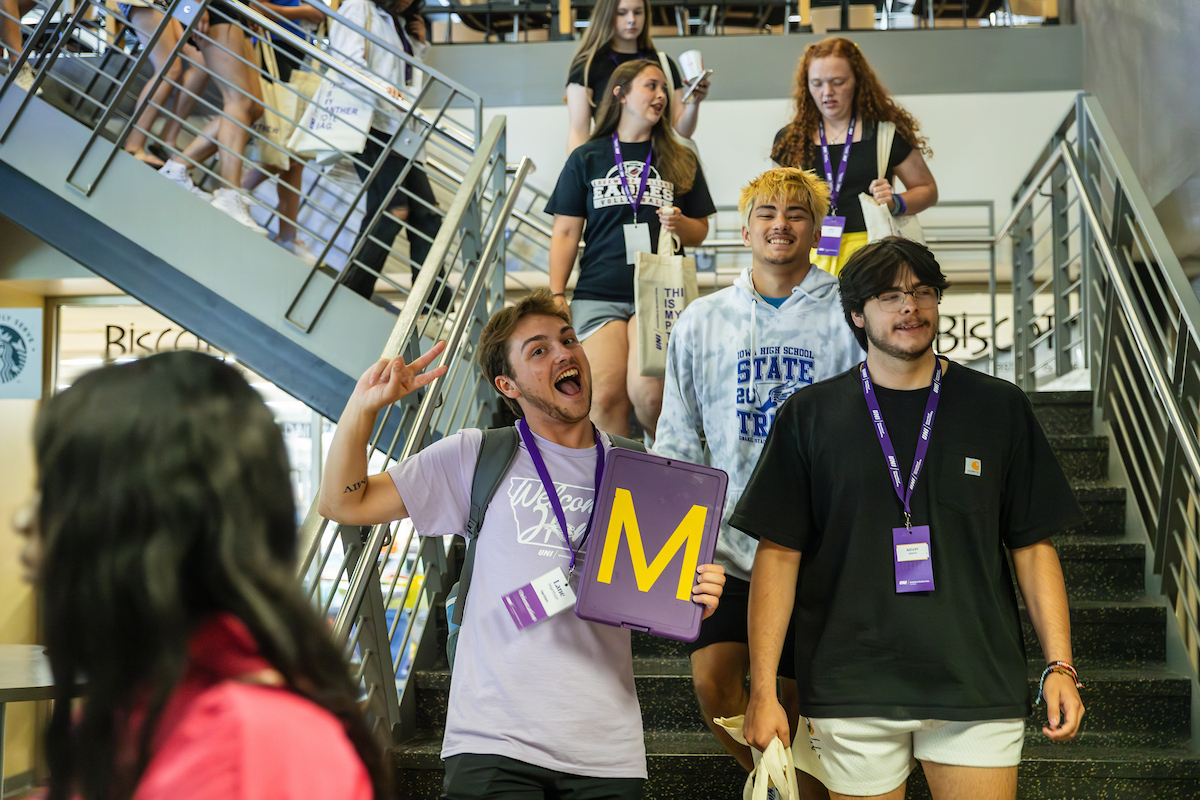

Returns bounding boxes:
[656,168,862,789]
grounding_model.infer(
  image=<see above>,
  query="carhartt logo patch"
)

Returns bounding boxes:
[965,458,982,476]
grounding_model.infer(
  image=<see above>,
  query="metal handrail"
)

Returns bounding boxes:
[1,0,493,332]
[1059,141,1200,492]
[298,117,531,741]
[1005,92,1200,678]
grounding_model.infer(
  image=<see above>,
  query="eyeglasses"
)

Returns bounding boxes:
[872,287,941,312]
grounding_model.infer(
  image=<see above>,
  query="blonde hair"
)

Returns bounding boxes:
[739,167,831,229]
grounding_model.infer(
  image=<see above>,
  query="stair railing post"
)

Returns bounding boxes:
[1012,202,1035,391]
[334,523,403,737]
[1155,328,1193,575]
[1050,156,1072,378]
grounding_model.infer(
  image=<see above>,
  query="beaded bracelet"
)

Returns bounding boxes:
[891,193,907,217]
[1035,660,1083,706]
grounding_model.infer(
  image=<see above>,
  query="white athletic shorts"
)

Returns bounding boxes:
[792,716,1025,796]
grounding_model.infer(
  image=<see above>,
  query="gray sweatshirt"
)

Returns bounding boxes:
[656,266,863,581]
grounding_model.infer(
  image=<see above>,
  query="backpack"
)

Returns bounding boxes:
[444,426,646,669]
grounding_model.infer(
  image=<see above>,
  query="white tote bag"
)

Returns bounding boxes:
[859,121,925,245]
[285,74,373,156]
[713,716,800,800]
[286,14,375,156]
[634,225,698,378]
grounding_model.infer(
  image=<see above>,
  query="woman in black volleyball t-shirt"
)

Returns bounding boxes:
[547,60,715,439]
[564,0,710,153]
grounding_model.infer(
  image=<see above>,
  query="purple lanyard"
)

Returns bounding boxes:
[517,419,606,576]
[396,20,413,84]
[818,116,856,212]
[612,134,652,219]
[859,359,943,529]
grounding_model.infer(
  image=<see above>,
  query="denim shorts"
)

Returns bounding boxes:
[569,299,635,340]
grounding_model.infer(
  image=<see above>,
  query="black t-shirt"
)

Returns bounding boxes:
[544,137,716,303]
[771,121,914,232]
[567,48,684,119]
[730,361,1082,721]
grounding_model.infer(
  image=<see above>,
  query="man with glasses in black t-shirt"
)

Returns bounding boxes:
[734,238,1085,800]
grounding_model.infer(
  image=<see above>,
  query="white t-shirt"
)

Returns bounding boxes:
[388,427,646,779]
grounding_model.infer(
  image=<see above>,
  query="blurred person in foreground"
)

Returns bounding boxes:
[12,350,387,800]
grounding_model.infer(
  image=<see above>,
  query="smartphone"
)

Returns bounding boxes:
[681,69,714,104]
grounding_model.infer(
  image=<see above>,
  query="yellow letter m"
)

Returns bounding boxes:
[596,488,708,601]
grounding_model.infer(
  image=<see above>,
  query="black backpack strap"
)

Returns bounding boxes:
[453,427,520,625]
[606,433,647,453]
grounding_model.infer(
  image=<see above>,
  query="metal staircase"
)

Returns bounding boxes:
[0,0,505,420]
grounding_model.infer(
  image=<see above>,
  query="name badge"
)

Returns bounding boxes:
[624,222,651,265]
[893,525,935,593]
[503,567,577,630]
[816,216,846,257]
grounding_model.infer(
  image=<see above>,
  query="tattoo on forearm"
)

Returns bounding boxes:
[344,478,368,494]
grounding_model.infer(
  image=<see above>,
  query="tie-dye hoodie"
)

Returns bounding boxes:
[656,266,864,581]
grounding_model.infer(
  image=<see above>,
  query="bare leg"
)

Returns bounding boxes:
[1,0,21,63]
[174,115,221,168]
[123,8,182,166]
[581,320,632,437]
[198,22,261,188]
[624,314,664,438]
[161,37,208,151]
[274,159,307,242]
[690,642,754,772]
[829,785,906,800]
[921,762,1016,800]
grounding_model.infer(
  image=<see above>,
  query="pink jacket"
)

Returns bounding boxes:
[128,614,373,800]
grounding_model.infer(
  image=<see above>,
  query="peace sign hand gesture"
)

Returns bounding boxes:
[353,341,449,414]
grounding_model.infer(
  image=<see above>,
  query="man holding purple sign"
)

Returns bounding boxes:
[736,239,1085,800]
[318,289,725,800]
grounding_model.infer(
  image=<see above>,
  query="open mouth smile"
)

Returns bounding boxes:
[554,366,583,397]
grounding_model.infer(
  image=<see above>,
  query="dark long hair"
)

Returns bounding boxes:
[591,59,696,193]
[35,351,388,800]
[772,37,929,168]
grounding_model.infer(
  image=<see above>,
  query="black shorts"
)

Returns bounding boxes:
[685,576,797,680]
[270,35,306,83]
[442,754,642,800]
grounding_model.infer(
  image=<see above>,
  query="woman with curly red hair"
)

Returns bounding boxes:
[772,37,937,277]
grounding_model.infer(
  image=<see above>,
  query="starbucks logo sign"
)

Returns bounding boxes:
[0,309,42,399]
[0,323,29,384]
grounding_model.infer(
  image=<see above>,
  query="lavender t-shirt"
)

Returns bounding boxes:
[388,428,646,779]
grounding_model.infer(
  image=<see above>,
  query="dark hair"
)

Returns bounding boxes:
[35,351,388,800]
[478,288,570,417]
[838,237,949,351]
[591,59,697,193]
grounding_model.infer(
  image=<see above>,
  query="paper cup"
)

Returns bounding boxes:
[679,50,704,82]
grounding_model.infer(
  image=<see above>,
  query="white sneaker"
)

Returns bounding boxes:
[280,237,319,265]
[211,188,268,235]
[158,161,213,201]
[13,63,40,95]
